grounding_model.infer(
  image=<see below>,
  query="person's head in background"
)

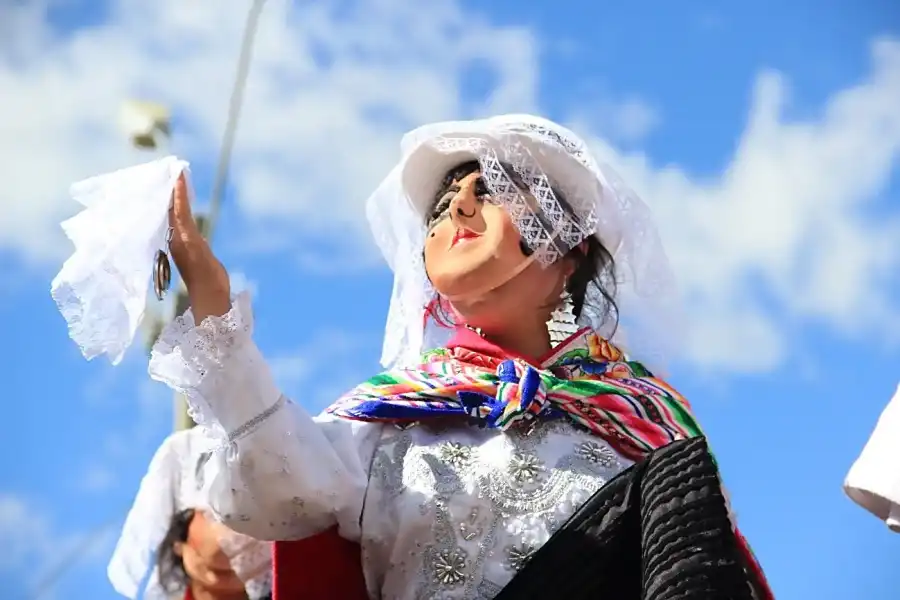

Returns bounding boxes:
[106,428,272,600]
[157,508,266,600]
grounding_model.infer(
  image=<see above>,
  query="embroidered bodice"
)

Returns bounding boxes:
[363,420,628,598]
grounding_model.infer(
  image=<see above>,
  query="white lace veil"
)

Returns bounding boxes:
[366,114,681,372]
[107,428,272,600]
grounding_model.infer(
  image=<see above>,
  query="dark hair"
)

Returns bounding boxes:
[426,160,619,332]
[157,508,195,594]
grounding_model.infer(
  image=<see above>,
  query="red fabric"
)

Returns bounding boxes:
[445,326,548,366]
[735,529,775,600]
[272,528,367,600]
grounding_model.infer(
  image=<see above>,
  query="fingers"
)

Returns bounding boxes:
[163,172,231,315]
[170,173,194,229]
[168,173,207,279]
[169,173,205,250]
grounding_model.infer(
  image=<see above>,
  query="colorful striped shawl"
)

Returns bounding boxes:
[326,328,701,461]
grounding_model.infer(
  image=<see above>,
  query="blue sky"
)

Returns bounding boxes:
[1,0,899,598]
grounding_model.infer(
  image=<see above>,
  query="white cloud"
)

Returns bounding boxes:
[270,329,380,411]
[229,270,258,298]
[80,464,117,493]
[572,96,661,144]
[0,0,540,261]
[585,38,900,371]
[608,98,661,142]
[78,357,173,494]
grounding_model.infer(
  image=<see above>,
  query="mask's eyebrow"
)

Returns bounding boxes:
[428,192,454,226]
[433,180,462,206]
[435,176,489,203]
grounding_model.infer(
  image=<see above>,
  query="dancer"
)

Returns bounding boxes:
[148,114,772,598]
[108,427,272,600]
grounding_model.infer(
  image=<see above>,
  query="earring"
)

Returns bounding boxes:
[465,324,485,338]
[153,227,174,301]
[546,288,578,347]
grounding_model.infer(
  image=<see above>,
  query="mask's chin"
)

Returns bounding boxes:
[446,280,533,332]
[428,256,500,300]
[450,259,567,334]
[438,250,538,302]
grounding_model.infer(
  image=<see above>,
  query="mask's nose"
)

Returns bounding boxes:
[448,177,479,224]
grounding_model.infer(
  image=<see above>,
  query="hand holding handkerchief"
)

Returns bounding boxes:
[51,156,191,365]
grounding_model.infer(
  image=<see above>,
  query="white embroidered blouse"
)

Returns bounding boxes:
[149,293,632,599]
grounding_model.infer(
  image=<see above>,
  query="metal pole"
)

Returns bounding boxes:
[28,519,121,600]
[173,0,267,430]
[172,286,195,431]
[204,0,266,243]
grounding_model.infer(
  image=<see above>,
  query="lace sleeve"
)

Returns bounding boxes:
[148,292,384,541]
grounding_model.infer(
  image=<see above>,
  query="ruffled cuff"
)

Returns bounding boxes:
[149,291,282,440]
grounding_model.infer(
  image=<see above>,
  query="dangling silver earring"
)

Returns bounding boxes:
[546,286,578,347]
[464,324,485,338]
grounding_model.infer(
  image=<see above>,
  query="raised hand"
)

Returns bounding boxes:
[168,174,231,321]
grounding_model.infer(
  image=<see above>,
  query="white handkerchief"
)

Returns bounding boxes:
[51,156,191,365]
[844,382,900,532]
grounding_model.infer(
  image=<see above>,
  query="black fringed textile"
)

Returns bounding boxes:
[495,436,766,600]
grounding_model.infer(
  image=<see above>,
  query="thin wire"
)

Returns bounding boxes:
[28,516,123,600]
[174,0,268,431]
[203,0,268,242]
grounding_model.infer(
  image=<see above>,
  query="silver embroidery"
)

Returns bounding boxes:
[505,543,535,572]
[433,548,469,585]
[507,453,544,483]
[441,442,474,468]
[373,430,414,505]
[462,515,499,598]
[419,448,471,597]
[459,508,483,541]
[479,454,597,515]
[227,394,286,443]
[574,440,618,467]
[363,419,626,599]
[542,512,562,537]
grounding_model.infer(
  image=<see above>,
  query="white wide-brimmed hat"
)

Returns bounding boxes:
[366,113,680,372]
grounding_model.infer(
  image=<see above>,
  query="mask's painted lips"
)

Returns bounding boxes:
[451,228,480,248]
